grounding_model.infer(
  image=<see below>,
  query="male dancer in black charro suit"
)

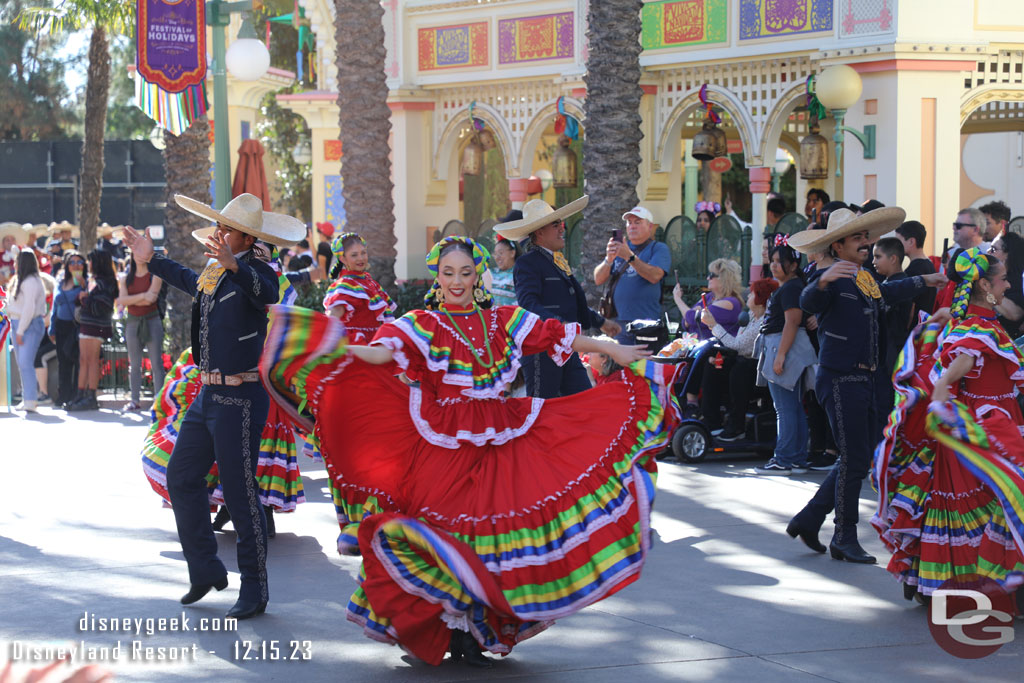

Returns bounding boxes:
[123,193,304,619]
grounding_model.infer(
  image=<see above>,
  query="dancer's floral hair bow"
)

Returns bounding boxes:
[773,234,789,247]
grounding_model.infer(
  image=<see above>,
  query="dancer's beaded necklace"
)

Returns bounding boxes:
[442,304,495,368]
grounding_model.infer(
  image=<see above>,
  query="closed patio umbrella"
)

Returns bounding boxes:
[232,139,271,210]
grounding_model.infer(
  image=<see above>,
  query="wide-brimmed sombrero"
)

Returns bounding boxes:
[176,193,305,248]
[97,222,122,238]
[787,207,906,255]
[46,221,80,238]
[0,222,28,245]
[493,196,589,241]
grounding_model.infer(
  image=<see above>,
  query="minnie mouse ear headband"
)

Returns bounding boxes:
[695,201,721,214]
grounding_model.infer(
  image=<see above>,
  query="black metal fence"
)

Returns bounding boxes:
[0,140,167,228]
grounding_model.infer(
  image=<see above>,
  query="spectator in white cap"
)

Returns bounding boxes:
[593,205,671,343]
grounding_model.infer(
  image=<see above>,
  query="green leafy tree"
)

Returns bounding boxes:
[255,91,312,221]
[0,0,76,140]
[20,0,135,253]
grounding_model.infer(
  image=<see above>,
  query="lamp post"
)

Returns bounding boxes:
[207,0,271,208]
[815,65,876,178]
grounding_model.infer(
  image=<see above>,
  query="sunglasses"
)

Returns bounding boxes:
[952,222,976,230]
[67,260,85,266]
[707,272,719,279]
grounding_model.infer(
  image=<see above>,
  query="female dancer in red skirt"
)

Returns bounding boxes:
[873,248,1024,605]
[261,236,679,667]
[323,232,396,342]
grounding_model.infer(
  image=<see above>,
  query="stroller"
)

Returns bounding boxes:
[653,335,776,463]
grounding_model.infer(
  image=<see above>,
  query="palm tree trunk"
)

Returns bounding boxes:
[78,24,111,254]
[334,0,396,292]
[162,116,212,356]
[581,1,644,301]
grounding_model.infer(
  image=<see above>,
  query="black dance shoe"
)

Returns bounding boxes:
[226,598,267,620]
[211,507,231,532]
[828,540,877,564]
[786,519,826,553]
[180,576,228,605]
[449,630,492,668]
[264,506,276,539]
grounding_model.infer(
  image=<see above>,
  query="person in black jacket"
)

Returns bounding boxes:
[498,196,621,398]
[123,193,304,620]
[67,250,118,411]
[785,208,947,564]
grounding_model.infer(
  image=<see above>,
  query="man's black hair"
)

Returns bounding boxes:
[874,236,905,263]
[806,188,830,204]
[895,220,927,250]
[766,197,786,216]
[979,200,1011,223]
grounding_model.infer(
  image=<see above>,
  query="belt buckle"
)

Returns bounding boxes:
[210,371,222,385]
[225,374,242,387]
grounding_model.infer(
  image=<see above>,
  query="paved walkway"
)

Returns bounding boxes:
[0,404,1020,681]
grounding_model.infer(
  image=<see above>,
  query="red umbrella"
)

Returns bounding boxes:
[232,138,271,210]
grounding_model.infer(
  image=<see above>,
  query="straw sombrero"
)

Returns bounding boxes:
[493,196,589,241]
[46,221,80,238]
[97,222,122,238]
[175,193,305,248]
[0,221,28,245]
[787,207,906,255]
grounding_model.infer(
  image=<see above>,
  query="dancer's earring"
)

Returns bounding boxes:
[986,292,997,305]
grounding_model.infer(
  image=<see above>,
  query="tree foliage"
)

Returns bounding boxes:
[0,0,77,140]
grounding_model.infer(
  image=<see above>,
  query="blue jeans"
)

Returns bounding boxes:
[15,317,45,402]
[767,379,808,467]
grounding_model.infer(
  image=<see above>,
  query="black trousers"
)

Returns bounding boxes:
[53,318,79,404]
[806,390,837,454]
[522,352,591,398]
[725,356,758,432]
[794,367,879,544]
[166,383,270,604]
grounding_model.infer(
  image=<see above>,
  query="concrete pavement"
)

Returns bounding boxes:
[0,403,1020,682]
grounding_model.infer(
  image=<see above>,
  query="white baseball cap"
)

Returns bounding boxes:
[622,206,655,223]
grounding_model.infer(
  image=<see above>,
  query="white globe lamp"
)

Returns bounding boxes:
[225,17,270,82]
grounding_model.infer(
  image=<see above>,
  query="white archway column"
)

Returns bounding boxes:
[749,167,771,282]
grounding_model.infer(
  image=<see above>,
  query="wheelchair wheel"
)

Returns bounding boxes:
[672,424,709,463]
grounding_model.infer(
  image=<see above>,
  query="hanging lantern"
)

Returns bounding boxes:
[478,128,497,151]
[799,117,829,180]
[461,135,484,176]
[710,125,728,159]
[552,134,578,188]
[691,119,718,161]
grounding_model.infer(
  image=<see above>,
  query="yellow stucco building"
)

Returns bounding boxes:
[217,0,1024,278]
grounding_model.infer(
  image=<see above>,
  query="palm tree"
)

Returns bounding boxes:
[20,0,134,254]
[333,0,396,292]
[160,116,212,356]
[580,0,644,300]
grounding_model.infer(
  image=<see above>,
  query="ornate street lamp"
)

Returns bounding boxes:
[461,135,484,176]
[291,137,312,165]
[814,65,876,177]
[208,1,271,207]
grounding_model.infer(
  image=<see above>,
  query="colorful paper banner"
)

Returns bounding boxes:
[642,0,728,49]
[498,13,573,64]
[137,0,206,92]
[739,0,833,40]
[418,22,489,71]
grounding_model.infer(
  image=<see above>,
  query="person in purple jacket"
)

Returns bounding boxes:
[673,258,743,410]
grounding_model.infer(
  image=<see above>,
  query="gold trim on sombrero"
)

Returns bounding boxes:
[175,193,306,248]
[493,195,589,241]
[786,207,907,255]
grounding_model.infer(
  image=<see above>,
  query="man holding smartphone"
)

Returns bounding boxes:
[593,206,671,343]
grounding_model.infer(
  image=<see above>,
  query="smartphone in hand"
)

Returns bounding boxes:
[611,229,621,242]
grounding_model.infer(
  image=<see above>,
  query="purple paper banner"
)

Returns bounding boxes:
[137,0,206,93]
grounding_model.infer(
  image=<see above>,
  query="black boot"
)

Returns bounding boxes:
[62,390,82,411]
[449,630,492,668]
[86,389,99,410]
[829,539,877,564]
[786,517,826,553]
[264,506,276,539]
[211,506,231,532]
[67,389,91,412]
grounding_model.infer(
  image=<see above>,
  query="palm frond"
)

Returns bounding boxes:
[19,0,136,35]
